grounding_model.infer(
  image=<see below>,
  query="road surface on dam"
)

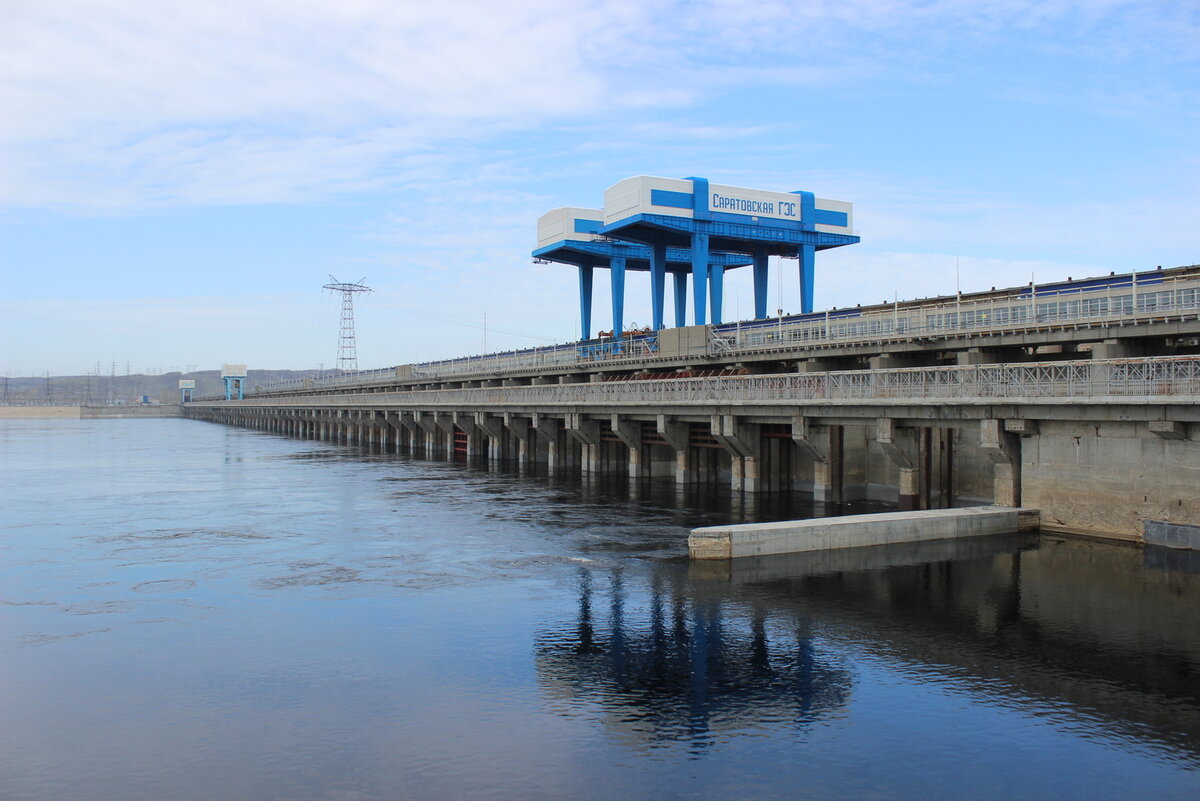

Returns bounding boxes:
[1,418,1198,800]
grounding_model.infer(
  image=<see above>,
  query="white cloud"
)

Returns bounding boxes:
[0,0,664,208]
[3,0,1194,210]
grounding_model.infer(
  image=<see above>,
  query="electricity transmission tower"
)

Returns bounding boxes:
[323,276,372,372]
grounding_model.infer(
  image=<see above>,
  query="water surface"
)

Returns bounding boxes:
[1,419,1197,800]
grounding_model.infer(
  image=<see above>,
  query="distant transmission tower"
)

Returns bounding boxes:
[323,276,372,372]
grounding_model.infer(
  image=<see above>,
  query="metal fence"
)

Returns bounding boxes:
[208,356,1200,408]
[408,333,660,380]
[712,272,1200,354]
[251,336,662,395]
[251,367,399,396]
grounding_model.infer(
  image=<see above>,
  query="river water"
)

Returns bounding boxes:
[1,418,1198,800]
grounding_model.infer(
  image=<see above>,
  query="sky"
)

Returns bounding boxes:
[1,0,1197,376]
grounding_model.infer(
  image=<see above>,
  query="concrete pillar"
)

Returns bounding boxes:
[956,348,998,365]
[793,416,843,503]
[414,412,440,457]
[382,411,407,453]
[395,413,415,454]
[869,354,914,370]
[452,412,479,459]
[475,413,505,465]
[437,414,457,459]
[657,415,692,485]
[1091,338,1139,360]
[580,444,600,475]
[711,414,760,492]
[504,414,532,470]
[610,414,644,480]
[675,450,690,485]
[533,414,562,475]
[566,413,600,474]
[981,419,1022,507]
[877,418,920,510]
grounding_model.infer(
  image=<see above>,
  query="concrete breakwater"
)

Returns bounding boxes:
[689,506,1040,559]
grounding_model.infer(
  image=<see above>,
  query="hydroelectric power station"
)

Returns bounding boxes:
[183,176,1200,550]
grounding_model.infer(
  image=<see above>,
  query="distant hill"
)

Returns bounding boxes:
[1,369,326,406]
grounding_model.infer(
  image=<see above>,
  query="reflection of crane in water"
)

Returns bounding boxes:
[535,568,852,750]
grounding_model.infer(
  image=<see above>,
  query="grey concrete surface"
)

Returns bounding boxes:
[689,506,1040,559]
[1144,519,1200,551]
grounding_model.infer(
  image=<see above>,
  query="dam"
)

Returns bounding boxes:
[185,177,1200,547]
[187,267,1200,546]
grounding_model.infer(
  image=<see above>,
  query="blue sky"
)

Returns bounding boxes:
[2,0,1197,375]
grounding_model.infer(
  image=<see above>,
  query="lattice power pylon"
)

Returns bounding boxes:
[323,276,372,372]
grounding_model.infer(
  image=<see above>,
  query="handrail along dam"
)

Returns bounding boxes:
[185,177,1200,547]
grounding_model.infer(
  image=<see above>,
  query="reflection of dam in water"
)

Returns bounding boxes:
[535,569,853,747]
[536,535,1200,760]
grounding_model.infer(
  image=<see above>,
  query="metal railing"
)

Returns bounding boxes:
[712,273,1200,354]
[408,333,659,380]
[250,367,399,397]
[410,344,578,379]
[248,270,1200,395]
[201,356,1200,408]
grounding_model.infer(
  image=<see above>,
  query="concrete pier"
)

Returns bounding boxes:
[689,506,1040,560]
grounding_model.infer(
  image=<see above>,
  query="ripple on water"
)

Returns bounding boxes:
[257,567,361,589]
[63,601,135,615]
[102,528,270,543]
[132,579,196,593]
